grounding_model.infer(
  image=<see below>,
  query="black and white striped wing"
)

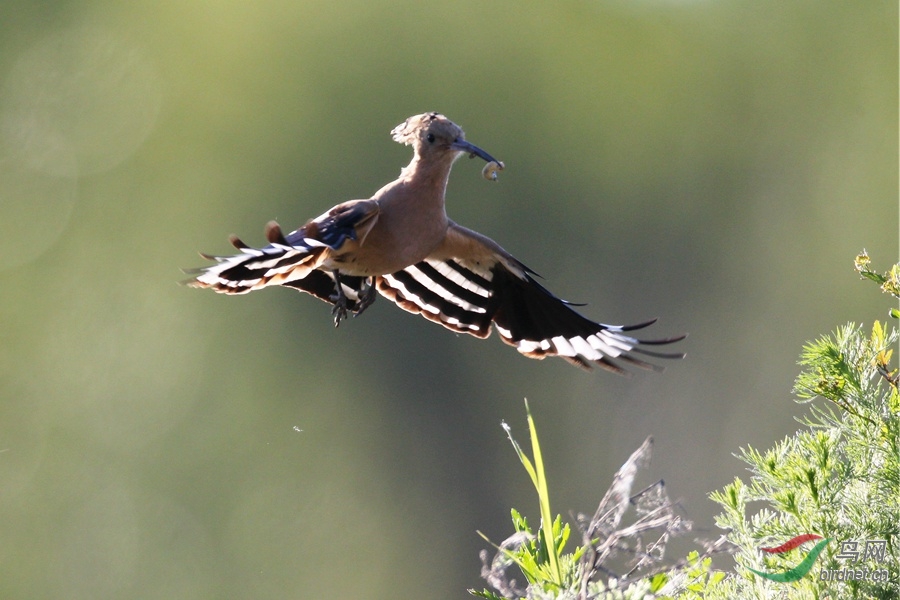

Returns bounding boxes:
[186,200,378,296]
[376,254,685,373]
[377,258,497,337]
[185,232,324,294]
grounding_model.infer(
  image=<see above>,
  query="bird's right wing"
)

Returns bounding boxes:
[376,223,685,373]
[185,200,379,295]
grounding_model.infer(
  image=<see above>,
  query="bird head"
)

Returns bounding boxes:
[391,112,500,166]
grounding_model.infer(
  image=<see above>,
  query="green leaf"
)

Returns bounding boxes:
[650,572,669,592]
[510,508,530,534]
[501,420,538,491]
[523,399,564,585]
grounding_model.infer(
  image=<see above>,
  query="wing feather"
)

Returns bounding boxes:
[185,200,379,296]
[376,222,685,373]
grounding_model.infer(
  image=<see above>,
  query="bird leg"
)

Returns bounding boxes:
[330,270,351,328]
[331,273,377,326]
[354,277,377,317]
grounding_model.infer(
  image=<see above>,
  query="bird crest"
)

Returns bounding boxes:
[390,112,464,147]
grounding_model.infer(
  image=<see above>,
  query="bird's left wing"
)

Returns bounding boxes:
[375,223,685,373]
[185,200,379,296]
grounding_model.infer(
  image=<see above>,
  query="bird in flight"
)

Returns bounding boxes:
[186,113,684,373]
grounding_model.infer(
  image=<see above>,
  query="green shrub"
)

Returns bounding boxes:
[473,252,899,599]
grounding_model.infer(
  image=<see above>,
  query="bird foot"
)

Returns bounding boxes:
[330,270,351,328]
[331,295,350,328]
[353,279,377,318]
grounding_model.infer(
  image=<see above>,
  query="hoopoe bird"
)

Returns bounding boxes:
[186,113,685,373]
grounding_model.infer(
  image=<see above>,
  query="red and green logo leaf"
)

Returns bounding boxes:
[747,534,831,583]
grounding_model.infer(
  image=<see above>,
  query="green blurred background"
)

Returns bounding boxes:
[0,1,896,598]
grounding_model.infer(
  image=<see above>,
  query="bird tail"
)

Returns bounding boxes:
[184,221,325,294]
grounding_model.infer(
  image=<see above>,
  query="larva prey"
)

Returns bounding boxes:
[481,160,505,181]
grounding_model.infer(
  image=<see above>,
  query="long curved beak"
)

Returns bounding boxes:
[451,138,500,164]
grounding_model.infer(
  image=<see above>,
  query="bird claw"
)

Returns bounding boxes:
[353,280,377,318]
[332,299,349,328]
[331,272,377,327]
[330,270,351,327]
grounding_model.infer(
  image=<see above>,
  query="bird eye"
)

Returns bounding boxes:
[426,133,435,144]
